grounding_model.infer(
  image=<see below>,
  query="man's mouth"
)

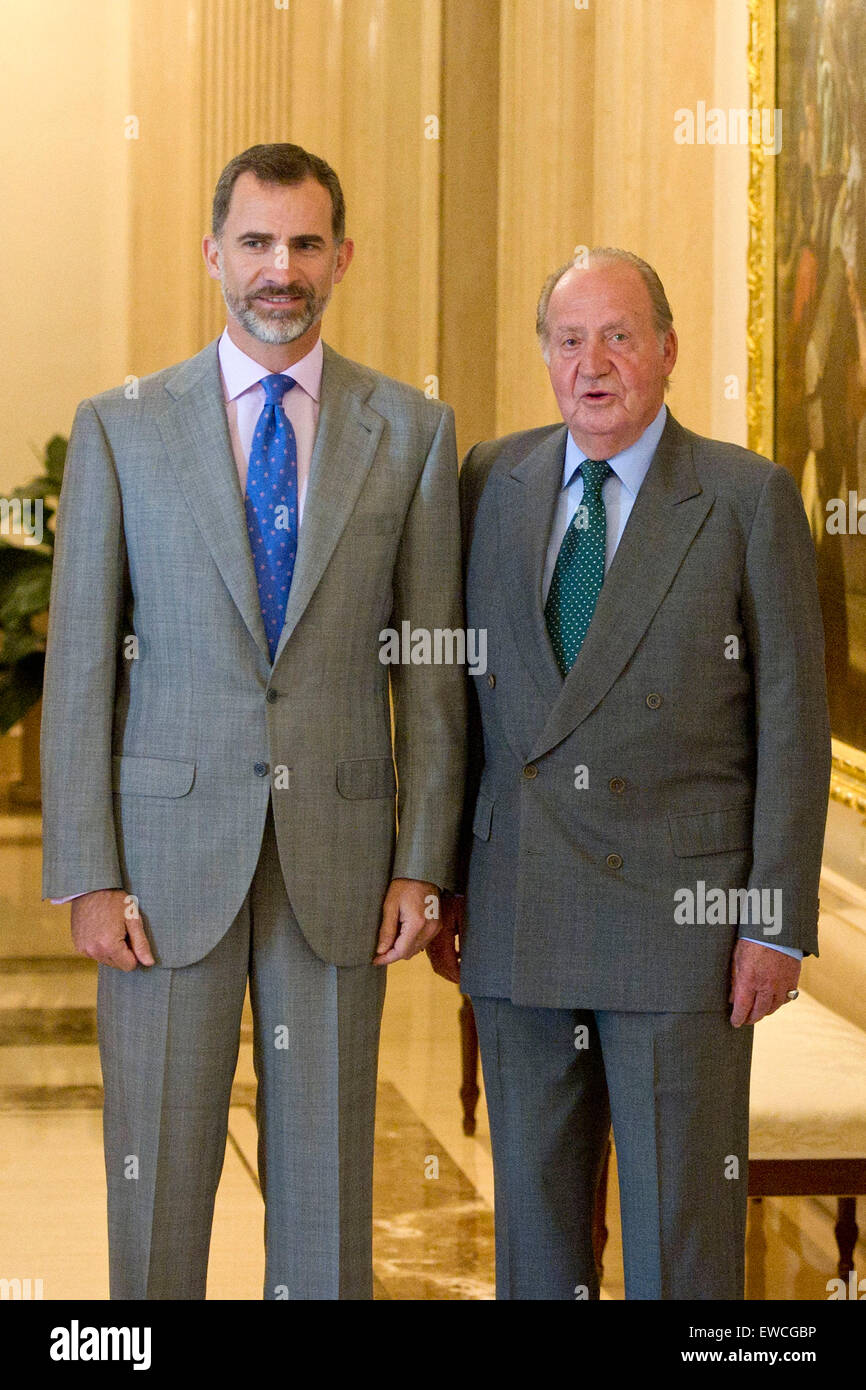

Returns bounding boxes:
[254,292,307,307]
[581,390,614,401]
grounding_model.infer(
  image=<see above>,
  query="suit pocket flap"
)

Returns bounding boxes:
[472,790,494,841]
[112,755,196,798]
[668,804,753,857]
[336,756,397,800]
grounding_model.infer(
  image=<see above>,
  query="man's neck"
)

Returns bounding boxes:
[224,318,322,373]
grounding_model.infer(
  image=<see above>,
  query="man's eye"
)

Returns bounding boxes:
[611,333,628,342]
[243,240,265,249]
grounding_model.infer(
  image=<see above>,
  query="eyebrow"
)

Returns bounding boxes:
[234,231,328,246]
[555,318,631,334]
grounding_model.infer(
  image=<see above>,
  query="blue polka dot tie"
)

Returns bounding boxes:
[545,458,611,676]
[245,373,298,661]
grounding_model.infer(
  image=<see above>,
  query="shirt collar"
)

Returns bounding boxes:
[562,403,667,496]
[217,327,324,404]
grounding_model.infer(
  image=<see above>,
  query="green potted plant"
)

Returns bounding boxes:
[0,435,67,802]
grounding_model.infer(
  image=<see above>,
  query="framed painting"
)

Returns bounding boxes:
[749,0,866,813]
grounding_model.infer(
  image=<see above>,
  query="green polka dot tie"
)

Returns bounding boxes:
[545,458,611,675]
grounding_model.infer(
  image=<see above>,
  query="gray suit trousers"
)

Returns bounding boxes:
[471,996,753,1300]
[97,805,386,1300]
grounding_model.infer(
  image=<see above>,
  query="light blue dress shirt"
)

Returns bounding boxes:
[542,403,801,961]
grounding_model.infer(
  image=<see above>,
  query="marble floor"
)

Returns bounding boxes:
[0,807,862,1301]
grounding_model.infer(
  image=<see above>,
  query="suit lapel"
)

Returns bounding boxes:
[529,414,714,760]
[158,341,270,659]
[158,340,384,667]
[498,427,569,705]
[271,344,384,664]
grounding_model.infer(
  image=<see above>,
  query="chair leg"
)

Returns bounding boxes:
[745,1197,766,1300]
[459,994,480,1135]
[835,1197,858,1281]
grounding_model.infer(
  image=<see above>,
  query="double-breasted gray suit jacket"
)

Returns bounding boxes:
[41,339,466,969]
[458,411,831,1012]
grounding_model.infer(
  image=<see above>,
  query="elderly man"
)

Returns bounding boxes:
[436,248,830,1299]
[41,143,465,1300]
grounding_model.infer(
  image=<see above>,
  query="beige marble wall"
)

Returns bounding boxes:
[128,0,443,393]
[2,0,756,480]
[492,0,750,443]
[0,0,132,491]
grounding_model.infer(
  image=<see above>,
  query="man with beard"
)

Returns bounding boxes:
[41,144,465,1299]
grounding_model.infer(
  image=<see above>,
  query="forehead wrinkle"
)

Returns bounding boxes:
[551,315,633,335]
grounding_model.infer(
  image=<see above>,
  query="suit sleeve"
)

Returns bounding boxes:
[741,463,831,954]
[40,399,127,898]
[451,442,491,893]
[389,403,467,890]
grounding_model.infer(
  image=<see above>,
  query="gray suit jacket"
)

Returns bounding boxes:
[458,412,831,1011]
[41,339,466,968]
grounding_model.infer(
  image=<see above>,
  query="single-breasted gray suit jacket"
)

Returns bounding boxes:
[457,411,831,1012]
[41,339,466,968]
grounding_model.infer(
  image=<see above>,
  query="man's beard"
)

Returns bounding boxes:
[220,276,330,345]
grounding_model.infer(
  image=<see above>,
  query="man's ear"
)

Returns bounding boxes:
[662,327,678,376]
[202,233,221,282]
[332,238,354,286]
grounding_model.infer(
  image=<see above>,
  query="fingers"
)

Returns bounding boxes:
[125,910,155,967]
[729,939,801,1027]
[70,889,153,972]
[373,890,400,963]
[373,880,442,965]
[425,928,461,984]
[730,984,777,1027]
[373,913,440,966]
[104,939,140,973]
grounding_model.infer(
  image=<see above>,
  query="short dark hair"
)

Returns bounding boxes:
[212,143,346,243]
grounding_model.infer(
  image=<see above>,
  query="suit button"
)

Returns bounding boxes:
[266,689,279,703]
[522,764,538,779]
[606,853,623,870]
[487,673,496,688]
[646,692,662,709]
[609,777,626,793]
[254,762,270,777]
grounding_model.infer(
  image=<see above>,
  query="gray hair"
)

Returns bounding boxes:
[536,247,674,357]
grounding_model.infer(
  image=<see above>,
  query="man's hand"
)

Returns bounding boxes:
[373,878,441,965]
[71,889,155,971]
[729,939,801,1027]
[425,893,463,984]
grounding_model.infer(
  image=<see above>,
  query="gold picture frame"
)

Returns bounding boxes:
[747,0,866,810]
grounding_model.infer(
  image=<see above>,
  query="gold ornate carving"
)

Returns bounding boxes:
[746,0,776,460]
[830,742,866,817]
[747,2,866,807]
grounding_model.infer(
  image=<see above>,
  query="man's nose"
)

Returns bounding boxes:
[267,246,295,280]
[580,336,610,377]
